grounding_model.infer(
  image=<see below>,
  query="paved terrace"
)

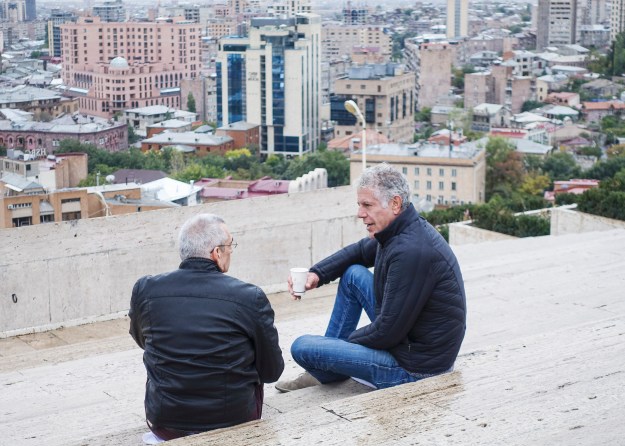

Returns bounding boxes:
[1,228,624,445]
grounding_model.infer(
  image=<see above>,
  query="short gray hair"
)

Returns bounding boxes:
[178,213,228,260]
[356,163,411,210]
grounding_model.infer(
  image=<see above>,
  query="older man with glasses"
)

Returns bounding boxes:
[130,213,284,444]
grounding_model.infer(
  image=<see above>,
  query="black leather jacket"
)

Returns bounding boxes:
[310,204,466,374]
[129,257,284,432]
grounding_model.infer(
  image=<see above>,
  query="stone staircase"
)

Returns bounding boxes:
[1,229,624,445]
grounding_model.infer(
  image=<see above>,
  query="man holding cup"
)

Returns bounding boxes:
[276,163,466,392]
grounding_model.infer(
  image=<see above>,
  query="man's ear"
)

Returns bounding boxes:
[210,246,220,263]
[392,196,402,214]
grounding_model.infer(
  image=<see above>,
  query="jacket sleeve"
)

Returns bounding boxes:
[129,278,146,350]
[310,237,377,286]
[348,243,436,349]
[252,288,285,383]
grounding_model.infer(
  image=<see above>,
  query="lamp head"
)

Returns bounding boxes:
[344,100,364,123]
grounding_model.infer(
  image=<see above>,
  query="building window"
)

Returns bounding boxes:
[426,181,432,190]
[414,180,419,189]
[451,182,457,191]
[439,181,444,190]
[452,168,457,177]
[414,167,420,175]
[427,167,432,176]
[426,194,432,202]
[439,168,444,176]
[402,167,407,174]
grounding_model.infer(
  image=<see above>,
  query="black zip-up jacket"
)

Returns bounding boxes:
[310,203,466,374]
[129,257,284,432]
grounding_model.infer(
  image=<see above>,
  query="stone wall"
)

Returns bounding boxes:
[0,186,362,337]
[550,206,625,235]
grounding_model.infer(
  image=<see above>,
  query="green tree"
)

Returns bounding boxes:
[187,93,196,113]
[282,149,349,187]
[519,172,551,196]
[485,137,524,199]
[541,152,581,181]
[606,31,625,76]
[521,100,545,112]
[415,107,431,123]
[585,156,625,180]
[127,125,141,144]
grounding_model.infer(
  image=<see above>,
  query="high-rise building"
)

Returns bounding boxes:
[409,41,454,110]
[342,1,367,25]
[24,0,35,21]
[611,0,625,41]
[270,0,312,17]
[446,0,468,39]
[537,0,578,50]
[216,14,321,156]
[48,9,77,57]
[92,0,125,23]
[60,16,200,118]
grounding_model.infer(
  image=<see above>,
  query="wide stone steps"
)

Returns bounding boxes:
[1,229,624,445]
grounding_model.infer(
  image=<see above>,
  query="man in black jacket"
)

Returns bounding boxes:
[130,213,284,442]
[275,163,466,392]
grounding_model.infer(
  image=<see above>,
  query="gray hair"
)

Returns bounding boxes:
[356,163,411,210]
[178,213,228,260]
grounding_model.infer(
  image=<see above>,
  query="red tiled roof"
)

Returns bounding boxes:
[582,101,625,111]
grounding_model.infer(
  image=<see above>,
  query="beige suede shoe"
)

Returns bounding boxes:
[274,372,321,393]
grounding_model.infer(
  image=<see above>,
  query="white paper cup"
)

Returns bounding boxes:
[290,267,309,295]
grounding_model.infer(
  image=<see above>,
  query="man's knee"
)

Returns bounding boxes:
[290,335,317,362]
[344,264,369,279]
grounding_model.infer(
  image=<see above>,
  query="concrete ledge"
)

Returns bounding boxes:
[170,315,625,445]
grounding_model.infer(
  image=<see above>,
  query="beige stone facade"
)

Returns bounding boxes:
[334,66,415,144]
[349,144,486,206]
[60,16,201,118]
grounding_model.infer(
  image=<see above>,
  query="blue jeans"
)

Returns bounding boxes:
[291,265,433,390]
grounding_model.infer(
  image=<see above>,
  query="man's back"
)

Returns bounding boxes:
[130,257,284,432]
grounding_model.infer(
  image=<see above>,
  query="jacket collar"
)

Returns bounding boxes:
[179,257,220,272]
[374,203,419,245]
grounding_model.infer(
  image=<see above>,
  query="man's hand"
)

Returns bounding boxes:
[288,271,320,300]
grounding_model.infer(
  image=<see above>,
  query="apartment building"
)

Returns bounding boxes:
[0,114,128,154]
[1,150,87,191]
[216,14,321,156]
[48,9,77,57]
[332,63,415,144]
[537,0,578,50]
[349,142,486,206]
[410,42,454,110]
[93,0,125,22]
[0,85,78,120]
[612,0,625,42]
[447,0,469,39]
[321,24,392,62]
[60,16,201,118]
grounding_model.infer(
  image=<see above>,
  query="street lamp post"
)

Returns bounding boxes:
[344,100,366,172]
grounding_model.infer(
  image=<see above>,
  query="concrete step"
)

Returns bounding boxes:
[2,229,624,445]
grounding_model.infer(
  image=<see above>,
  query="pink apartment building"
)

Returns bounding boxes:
[60,16,201,118]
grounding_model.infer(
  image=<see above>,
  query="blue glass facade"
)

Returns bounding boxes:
[227,54,246,125]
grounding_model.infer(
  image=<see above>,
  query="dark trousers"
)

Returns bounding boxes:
[147,385,264,441]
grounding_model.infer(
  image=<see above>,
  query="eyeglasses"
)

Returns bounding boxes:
[214,239,237,252]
